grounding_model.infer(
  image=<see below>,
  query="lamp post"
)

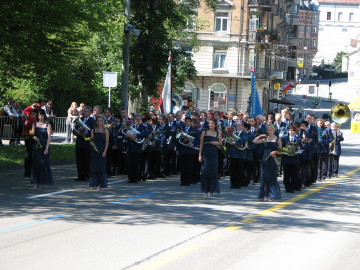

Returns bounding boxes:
[121,0,131,112]
[303,46,307,79]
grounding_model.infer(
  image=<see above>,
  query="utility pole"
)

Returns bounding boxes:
[121,0,130,112]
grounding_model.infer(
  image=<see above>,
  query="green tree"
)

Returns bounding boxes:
[333,51,346,73]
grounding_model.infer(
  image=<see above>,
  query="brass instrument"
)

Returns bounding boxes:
[72,117,91,133]
[222,128,248,150]
[120,125,145,144]
[142,125,161,151]
[176,129,199,150]
[104,120,118,129]
[329,103,350,154]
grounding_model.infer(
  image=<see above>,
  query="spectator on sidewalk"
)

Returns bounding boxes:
[66,102,79,143]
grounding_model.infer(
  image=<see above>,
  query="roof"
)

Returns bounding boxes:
[318,0,360,4]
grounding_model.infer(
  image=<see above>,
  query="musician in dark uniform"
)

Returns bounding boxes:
[126,114,149,183]
[244,122,255,186]
[214,111,226,177]
[159,115,172,177]
[104,107,118,177]
[148,117,163,179]
[199,111,209,131]
[112,114,125,176]
[141,114,153,181]
[177,117,199,186]
[329,122,344,178]
[306,114,319,184]
[228,121,248,189]
[172,111,185,175]
[281,126,301,193]
[192,117,202,183]
[74,106,95,181]
[317,118,333,182]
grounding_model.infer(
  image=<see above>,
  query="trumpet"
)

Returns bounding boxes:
[120,125,145,144]
[72,117,91,133]
[176,129,199,150]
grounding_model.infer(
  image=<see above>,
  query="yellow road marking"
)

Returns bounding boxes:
[226,226,242,230]
[241,218,257,223]
[138,244,202,270]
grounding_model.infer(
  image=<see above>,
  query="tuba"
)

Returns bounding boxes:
[222,128,248,150]
[176,129,199,150]
[172,93,183,113]
[120,125,145,144]
[72,117,91,133]
[329,103,350,154]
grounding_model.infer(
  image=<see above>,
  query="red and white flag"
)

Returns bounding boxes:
[160,57,172,114]
[281,82,292,93]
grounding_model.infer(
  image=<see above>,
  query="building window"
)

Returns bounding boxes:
[338,12,343,21]
[313,26,317,33]
[301,12,304,19]
[342,28,348,32]
[314,14,319,20]
[306,25,311,33]
[349,13,354,21]
[215,13,228,32]
[299,39,304,46]
[213,52,226,69]
[300,25,304,32]
[307,39,311,47]
[327,12,331,20]
[313,39,317,47]
[307,13,311,20]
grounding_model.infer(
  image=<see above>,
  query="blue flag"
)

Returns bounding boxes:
[250,69,263,117]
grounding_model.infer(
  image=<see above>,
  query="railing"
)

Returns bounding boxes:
[0,116,69,142]
[248,0,272,7]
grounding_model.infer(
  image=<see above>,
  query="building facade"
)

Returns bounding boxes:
[314,0,360,66]
[179,0,319,114]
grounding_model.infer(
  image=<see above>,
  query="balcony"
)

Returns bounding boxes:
[249,0,273,12]
[255,68,270,79]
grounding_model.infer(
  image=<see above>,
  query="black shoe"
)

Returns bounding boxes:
[180,183,190,186]
[74,178,85,181]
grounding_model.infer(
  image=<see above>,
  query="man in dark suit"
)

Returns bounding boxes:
[126,114,149,183]
[177,117,199,186]
[199,111,209,131]
[171,111,185,175]
[74,106,95,181]
[329,122,344,177]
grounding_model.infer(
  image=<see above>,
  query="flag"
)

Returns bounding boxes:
[281,82,292,93]
[160,57,172,114]
[250,68,263,117]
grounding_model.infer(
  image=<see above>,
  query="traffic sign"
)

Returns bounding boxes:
[302,95,307,100]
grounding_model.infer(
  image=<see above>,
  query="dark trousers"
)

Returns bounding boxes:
[299,159,311,186]
[283,164,299,192]
[311,153,319,183]
[254,154,262,182]
[244,160,253,186]
[112,149,125,175]
[106,146,113,176]
[230,158,245,188]
[328,154,334,178]
[24,138,33,176]
[168,149,177,175]
[192,155,201,183]
[318,153,329,180]
[141,151,152,180]
[75,147,91,181]
[332,155,340,176]
[179,154,195,185]
[218,150,224,177]
[126,152,142,182]
[149,151,161,178]
[161,152,169,176]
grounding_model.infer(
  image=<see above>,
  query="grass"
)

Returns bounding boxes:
[0,143,75,167]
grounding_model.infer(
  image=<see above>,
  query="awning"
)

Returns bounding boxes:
[348,96,360,109]
[268,98,295,105]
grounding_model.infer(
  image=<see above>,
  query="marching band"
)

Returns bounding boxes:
[71,105,345,198]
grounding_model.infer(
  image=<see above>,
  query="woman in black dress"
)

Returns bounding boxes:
[89,116,109,190]
[31,109,53,188]
[198,119,222,197]
[253,124,282,201]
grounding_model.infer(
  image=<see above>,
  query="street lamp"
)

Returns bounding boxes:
[303,46,307,79]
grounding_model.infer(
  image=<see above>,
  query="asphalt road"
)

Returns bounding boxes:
[1,80,360,270]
